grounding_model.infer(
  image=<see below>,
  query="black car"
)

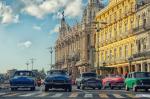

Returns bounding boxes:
[76,72,102,90]
[44,70,72,92]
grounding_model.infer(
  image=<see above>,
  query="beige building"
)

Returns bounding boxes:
[55,0,104,79]
[129,0,150,72]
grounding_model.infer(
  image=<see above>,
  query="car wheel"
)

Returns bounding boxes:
[118,87,121,90]
[125,85,129,91]
[133,85,137,92]
[81,85,85,90]
[145,89,148,92]
[64,87,68,92]
[110,85,114,90]
[44,86,49,92]
[68,86,72,92]
[98,87,101,90]
[77,85,80,89]
[93,87,95,90]
[30,87,35,91]
[11,88,15,91]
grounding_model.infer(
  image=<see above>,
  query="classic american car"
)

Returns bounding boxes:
[125,72,150,92]
[76,72,102,90]
[44,70,72,92]
[9,70,36,91]
[102,74,124,89]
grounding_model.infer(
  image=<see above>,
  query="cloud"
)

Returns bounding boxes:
[0,2,19,24]
[33,25,41,31]
[49,24,60,35]
[18,41,32,48]
[64,0,83,18]
[22,0,83,19]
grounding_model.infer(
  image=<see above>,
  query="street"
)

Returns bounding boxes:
[0,86,150,99]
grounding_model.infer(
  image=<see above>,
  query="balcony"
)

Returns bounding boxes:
[133,23,150,34]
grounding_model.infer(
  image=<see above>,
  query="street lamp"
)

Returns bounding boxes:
[48,47,53,70]
[25,62,29,70]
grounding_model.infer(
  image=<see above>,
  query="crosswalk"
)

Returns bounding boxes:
[0,92,148,98]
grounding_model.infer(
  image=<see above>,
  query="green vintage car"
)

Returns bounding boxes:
[125,72,150,92]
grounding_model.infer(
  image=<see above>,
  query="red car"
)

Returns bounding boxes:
[102,74,124,89]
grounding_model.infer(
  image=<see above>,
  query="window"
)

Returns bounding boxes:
[110,50,112,60]
[131,43,134,55]
[114,48,117,59]
[143,38,147,50]
[125,45,128,58]
[119,47,122,58]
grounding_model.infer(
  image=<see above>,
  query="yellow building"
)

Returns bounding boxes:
[95,0,138,75]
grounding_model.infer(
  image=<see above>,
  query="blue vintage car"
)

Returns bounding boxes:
[44,70,72,92]
[9,70,36,91]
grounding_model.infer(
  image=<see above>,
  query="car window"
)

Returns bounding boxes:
[134,72,150,78]
[82,73,96,78]
[48,70,67,75]
[14,71,33,77]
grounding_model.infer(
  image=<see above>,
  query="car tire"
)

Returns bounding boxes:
[44,86,49,92]
[68,86,72,92]
[133,85,137,92]
[77,85,80,89]
[110,85,114,90]
[98,87,101,90]
[81,85,85,90]
[30,87,35,91]
[145,89,148,92]
[11,88,15,91]
[125,85,129,91]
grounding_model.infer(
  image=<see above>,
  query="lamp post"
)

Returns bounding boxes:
[26,62,29,70]
[48,47,53,70]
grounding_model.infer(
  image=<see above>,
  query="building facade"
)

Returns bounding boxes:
[55,0,104,80]
[95,0,150,75]
[129,1,150,72]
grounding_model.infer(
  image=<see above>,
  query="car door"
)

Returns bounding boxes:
[125,73,132,88]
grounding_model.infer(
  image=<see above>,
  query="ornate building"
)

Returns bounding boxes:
[55,0,104,80]
[129,0,150,72]
[95,0,150,75]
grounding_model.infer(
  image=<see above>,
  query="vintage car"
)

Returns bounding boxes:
[44,70,72,92]
[9,70,36,91]
[76,72,102,90]
[125,72,150,92]
[102,74,124,89]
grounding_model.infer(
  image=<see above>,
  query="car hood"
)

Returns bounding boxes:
[11,76,34,82]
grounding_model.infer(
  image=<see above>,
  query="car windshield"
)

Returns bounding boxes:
[109,74,123,78]
[14,71,33,77]
[134,72,150,78]
[48,70,67,75]
[82,73,96,78]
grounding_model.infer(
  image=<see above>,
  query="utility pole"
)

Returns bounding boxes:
[30,58,36,70]
[48,47,53,70]
[25,61,29,70]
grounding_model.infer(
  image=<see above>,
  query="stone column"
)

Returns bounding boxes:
[148,63,150,72]
[141,62,144,72]
[123,66,126,74]
[135,64,138,72]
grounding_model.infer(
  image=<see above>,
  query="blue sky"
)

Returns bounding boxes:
[0,0,108,73]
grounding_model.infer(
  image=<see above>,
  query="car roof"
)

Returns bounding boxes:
[15,70,33,72]
[129,72,150,74]
[82,72,96,74]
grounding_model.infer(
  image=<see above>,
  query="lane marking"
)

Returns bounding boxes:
[0,93,7,96]
[126,94,138,98]
[113,94,125,98]
[136,94,150,98]
[4,93,19,97]
[69,93,78,98]
[84,94,93,98]
[36,92,49,97]
[99,93,108,98]
[51,93,63,98]
[19,92,39,97]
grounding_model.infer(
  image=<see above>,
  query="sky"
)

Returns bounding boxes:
[0,0,108,73]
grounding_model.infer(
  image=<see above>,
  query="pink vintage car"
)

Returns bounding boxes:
[102,74,124,89]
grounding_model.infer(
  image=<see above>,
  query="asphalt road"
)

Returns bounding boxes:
[0,86,150,99]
